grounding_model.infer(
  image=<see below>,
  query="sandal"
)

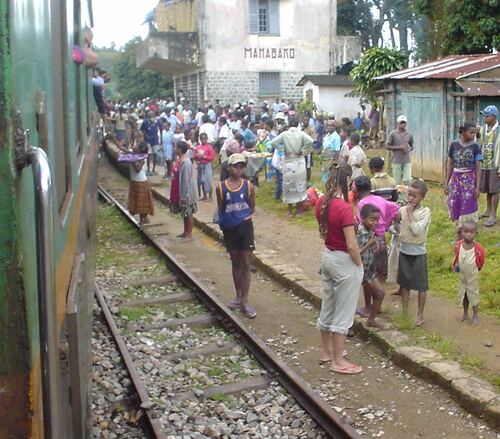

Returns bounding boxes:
[227,299,241,310]
[240,305,257,319]
[330,364,363,375]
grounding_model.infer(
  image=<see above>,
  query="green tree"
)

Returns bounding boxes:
[414,0,499,58]
[438,0,499,55]
[349,47,408,103]
[337,0,377,49]
[113,37,173,101]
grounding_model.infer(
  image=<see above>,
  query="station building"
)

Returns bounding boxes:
[136,0,360,105]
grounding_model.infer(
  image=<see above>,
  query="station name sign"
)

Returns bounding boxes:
[244,47,296,59]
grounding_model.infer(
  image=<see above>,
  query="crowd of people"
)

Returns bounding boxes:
[104,87,498,376]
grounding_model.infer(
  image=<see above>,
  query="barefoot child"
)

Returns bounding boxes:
[194,132,216,201]
[357,204,386,328]
[397,179,431,326]
[216,153,257,319]
[355,176,400,312]
[127,141,154,227]
[169,141,197,240]
[452,221,486,326]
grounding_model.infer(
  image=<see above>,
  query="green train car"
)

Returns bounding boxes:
[1,1,99,437]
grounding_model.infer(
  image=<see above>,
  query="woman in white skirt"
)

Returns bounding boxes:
[271,116,314,216]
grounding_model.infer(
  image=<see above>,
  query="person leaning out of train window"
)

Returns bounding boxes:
[72,27,99,68]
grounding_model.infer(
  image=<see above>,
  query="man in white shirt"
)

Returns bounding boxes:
[198,115,217,144]
[182,103,192,124]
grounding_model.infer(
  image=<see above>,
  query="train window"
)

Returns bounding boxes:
[51,0,72,212]
[74,0,83,159]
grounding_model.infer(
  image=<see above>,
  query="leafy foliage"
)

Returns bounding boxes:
[438,0,500,55]
[413,0,499,58]
[338,0,499,62]
[296,94,315,118]
[349,48,408,102]
[113,37,173,101]
[337,0,377,49]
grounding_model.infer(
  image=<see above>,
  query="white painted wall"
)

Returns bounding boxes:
[202,0,333,73]
[301,80,366,118]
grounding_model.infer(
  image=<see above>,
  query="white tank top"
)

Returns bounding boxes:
[130,161,147,182]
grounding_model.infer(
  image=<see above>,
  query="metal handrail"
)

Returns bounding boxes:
[27,146,61,439]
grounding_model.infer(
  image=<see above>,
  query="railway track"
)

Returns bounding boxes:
[96,185,359,438]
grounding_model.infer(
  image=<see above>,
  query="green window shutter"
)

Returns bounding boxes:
[248,0,259,33]
[269,0,280,35]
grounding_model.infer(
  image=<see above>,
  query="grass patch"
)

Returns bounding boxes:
[120,306,148,321]
[386,308,498,386]
[120,302,205,324]
[210,393,229,402]
[462,355,485,370]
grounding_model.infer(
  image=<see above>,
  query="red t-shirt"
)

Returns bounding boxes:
[170,159,181,203]
[315,196,355,252]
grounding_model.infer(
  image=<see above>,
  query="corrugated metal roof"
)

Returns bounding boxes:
[296,74,354,87]
[456,80,500,96]
[376,54,500,80]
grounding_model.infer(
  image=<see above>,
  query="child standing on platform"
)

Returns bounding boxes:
[397,179,431,326]
[357,204,386,328]
[216,153,257,319]
[452,221,486,326]
[194,133,216,201]
[127,141,154,227]
[170,141,197,241]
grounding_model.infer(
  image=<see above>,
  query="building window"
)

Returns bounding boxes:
[249,0,279,35]
[258,0,268,33]
[259,72,280,96]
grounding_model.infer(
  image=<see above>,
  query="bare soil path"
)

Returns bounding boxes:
[143,167,500,377]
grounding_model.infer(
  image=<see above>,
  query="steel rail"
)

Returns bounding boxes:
[97,185,359,439]
[94,283,167,439]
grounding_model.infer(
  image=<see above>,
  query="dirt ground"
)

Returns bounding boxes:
[99,158,499,438]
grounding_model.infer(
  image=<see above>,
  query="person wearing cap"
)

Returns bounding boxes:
[477,105,500,227]
[220,135,245,181]
[369,156,397,201]
[216,153,257,319]
[386,115,414,187]
[271,116,314,216]
[273,111,287,134]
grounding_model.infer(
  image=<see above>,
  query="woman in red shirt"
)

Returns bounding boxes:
[194,133,216,201]
[315,163,364,374]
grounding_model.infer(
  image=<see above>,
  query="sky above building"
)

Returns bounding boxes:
[92,0,159,49]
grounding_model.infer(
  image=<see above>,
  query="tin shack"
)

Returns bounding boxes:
[376,54,500,182]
